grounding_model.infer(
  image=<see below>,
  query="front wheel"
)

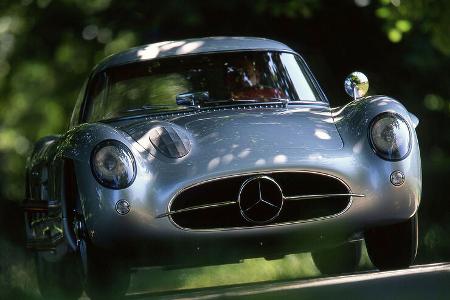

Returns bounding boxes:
[365,213,418,271]
[311,240,362,275]
[35,252,83,300]
[79,238,131,300]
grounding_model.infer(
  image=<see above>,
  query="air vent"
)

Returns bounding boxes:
[148,125,191,158]
[163,172,362,230]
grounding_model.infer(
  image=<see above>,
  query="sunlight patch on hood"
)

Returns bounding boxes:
[207,157,221,170]
[255,158,266,166]
[314,129,331,140]
[222,153,234,164]
[273,154,287,164]
[238,148,251,159]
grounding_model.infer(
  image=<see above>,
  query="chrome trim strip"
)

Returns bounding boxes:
[108,102,326,124]
[157,200,237,218]
[284,193,365,201]
[162,192,364,219]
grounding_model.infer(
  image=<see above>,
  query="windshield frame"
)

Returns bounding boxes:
[78,50,329,124]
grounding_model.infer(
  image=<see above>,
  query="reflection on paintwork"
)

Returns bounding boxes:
[136,41,199,60]
[255,158,266,166]
[314,129,331,140]
[207,157,221,171]
[176,41,205,54]
[238,148,251,159]
[273,154,288,164]
[308,153,324,160]
[222,154,234,164]
[352,139,365,154]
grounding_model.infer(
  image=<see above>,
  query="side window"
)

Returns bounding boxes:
[280,53,317,101]
[86,72,109,122]
[69,80,87,129]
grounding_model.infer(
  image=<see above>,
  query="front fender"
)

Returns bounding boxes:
[332,96,419,144]
[51,122,143,247]
[333,95,421,205]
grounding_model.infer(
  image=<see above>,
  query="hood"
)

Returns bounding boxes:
[117,105,343,158]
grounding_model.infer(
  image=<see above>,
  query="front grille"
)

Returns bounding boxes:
[168,172,353,230]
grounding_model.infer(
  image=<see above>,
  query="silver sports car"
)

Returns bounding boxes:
[24,37,421,300]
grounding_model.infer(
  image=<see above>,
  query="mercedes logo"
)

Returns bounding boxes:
[238,176,284,224]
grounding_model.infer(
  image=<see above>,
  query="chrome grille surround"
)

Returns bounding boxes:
[163,171,363,231]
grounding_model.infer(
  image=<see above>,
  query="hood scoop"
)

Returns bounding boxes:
[122,121,191,158]
[119,106,343,160]
[148,125,191,158]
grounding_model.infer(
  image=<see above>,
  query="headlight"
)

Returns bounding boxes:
[91,140,136,189]
[369,112,411,161]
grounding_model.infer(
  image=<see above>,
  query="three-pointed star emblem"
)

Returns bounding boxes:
[238,176,284,224]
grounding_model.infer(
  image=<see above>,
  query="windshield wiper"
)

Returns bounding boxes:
[231,98,288,104]
[118,105,195,115]
[203,98,289,107]
[123,105,182,112]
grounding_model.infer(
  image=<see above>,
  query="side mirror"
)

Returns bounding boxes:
[344,71,369,100]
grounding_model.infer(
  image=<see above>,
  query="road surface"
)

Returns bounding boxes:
[127,263,450,300]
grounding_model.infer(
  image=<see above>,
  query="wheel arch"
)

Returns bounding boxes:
[59,157,80,252]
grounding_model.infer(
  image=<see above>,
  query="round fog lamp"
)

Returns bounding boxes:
[115,199,130,215]
[390,170,405,186]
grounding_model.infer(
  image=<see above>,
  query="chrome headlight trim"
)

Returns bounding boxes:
[368,112,412,161]
[90,140,137,189]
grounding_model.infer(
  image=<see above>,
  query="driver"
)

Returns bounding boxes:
[228,59,285,101]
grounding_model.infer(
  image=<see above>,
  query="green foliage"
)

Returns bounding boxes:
[255,0,321,18]
[375,0,450,54]
[0,0,448,297]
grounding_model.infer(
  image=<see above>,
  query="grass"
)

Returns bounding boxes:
[130,243,374,294]
[0,230,376,299]
[0,237,40,300]
[130,253,320,293]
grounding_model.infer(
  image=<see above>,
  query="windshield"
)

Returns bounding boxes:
[86,51,321,122]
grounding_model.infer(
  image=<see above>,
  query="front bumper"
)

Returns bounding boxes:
[75,142,421,267]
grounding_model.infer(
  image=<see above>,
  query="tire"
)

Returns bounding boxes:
[365,213,418,271]
[311,240,362,275]
[79,237,130,300]
[35,252,83,300]
[74,190,130,299]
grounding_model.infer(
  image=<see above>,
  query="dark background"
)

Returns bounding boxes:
[0,0,449,298]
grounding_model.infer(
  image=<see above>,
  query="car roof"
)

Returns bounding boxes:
[93,36,296,73]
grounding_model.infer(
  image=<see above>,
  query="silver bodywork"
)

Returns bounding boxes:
[24,37,421,267]
[94,37,294,72]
